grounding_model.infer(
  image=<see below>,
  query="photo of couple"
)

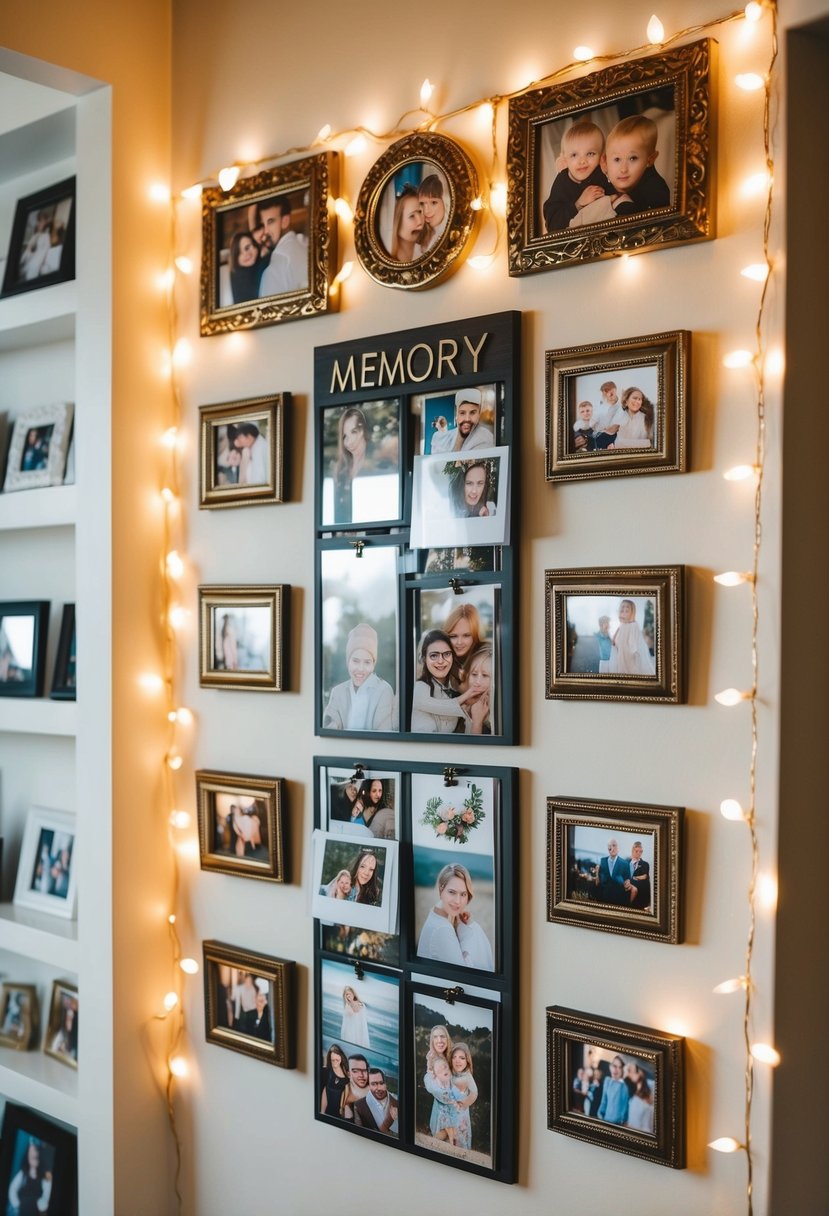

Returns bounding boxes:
[211,606,271,674]
[568,364,658,455]
[29,828,74,901]
[377,162,450,265]
[210,788,269,862]
[569,1043,656,1136]
[213,414,270,488]
[565,594,656,678]
[319,400,401,527]
[213,967,274,1044]
[217,189,309,307]
[566,827,654,913]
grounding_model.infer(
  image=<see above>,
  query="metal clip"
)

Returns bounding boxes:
[353,961,365,981]
[351,762,365,783]
[449,578,464,595]
[443,767,458,787]
[350,540,365,558]
[443,985,465,1005]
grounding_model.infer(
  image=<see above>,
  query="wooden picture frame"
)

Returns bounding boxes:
[198,584,289,692]
[203,940,295,1068]
[547,796,683,943]
[507,40,715,275]
[196,769,286,882]
[0,601,50,698]
[50,603,76,700]
[3,403,74,492]
[0,176,76,298]
[544,566,685,703]
[200,153,339,335]
[43,980,78,1070]
[199,394,288,509]
[547,1006,685,1168]
[0,983,39,1051]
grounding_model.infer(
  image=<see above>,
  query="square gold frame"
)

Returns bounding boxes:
[199,394,287,509]
[196,769,286,882]
[198,584,289,692]
[203,940,295,1068]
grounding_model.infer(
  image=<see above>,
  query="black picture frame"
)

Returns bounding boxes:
[313,755,518,1182]
[1,177,76,299]
[0,1101,77,1215]
[314,311,520,744]
[50,604,76,700]
[547,1006,685,1168]
[0,601,50,698]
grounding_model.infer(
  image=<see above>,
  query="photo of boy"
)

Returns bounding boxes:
[542,119,610,232]
[322,622,396,732]
[569,115,670,228]
[572,401,596,452]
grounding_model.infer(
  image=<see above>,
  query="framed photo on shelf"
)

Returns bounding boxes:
[203,940,295,1068]
[200,154,339,336]
[44,980,78,1069]
[0,601,50,698]
[547,797,683,943]
[0,1102,77,1215]
[196,769,286,882]
[0,176,76,299]
[198,584,289,692]
[546,331,690,481]
[13,806,77,919]
[547,1006,685,1168]
[544,566,685,703]
[354,132,480,290]
[50,603,76,700]
[0,982,39,1050]
[199,394,288,509]
[507,40,715,275]
[3,403,74,492]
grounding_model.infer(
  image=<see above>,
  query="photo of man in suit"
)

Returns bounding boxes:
[625,840,651,910]
[598,838,628,905]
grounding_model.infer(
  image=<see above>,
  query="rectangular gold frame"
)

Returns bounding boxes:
[203,940,295,1068]
[198,584,289,692]
[507,40,715,275]
[196,769,286,882]
[0,983,39,1050]
[544,566,685,703]
[44,979,78,1070]
[199,394,287,509]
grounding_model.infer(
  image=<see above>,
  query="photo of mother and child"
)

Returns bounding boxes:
[570,377,656,453]
[412,598,496,735]
[379,165,450,264]
[414,997,493,1168]
[567,596,656,677]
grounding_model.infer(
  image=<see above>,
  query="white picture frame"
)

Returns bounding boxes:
[3,402,74,493]
[13,807,78,920]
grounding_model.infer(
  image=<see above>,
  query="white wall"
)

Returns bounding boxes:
[170,2,785,1213]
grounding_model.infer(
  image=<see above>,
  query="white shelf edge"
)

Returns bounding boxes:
[0,1048,78,1125]
[0,699,77,737]
[0,903,79,969]
[0,483,77,531]
[0,279,76,348]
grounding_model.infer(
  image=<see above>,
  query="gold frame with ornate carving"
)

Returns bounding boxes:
[203,940,295,1068]
[354,133,480,290]
[507,39,715,275]
[200,153,339,335]
[198,584,289,692]
[196,768,286,882]
[199,394,287,510]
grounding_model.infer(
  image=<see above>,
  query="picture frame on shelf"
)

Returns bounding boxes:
[353,132,480,290]
[44,980,78,1070]
[50,604,76,700]
[0,601,50,699]
[544,566,685,703]
[3,403,74,493]
[203,940,295,1068]
[0,982,39,1051]
[198,584,289,692]
[196,769,286,882]
[0,175,76,299]
[200,153,339,336]
[0,1102,77,1215]
[547,1005,685,1168]
[507,40,715,276]
[199,394,288,510]
[545,331,690,481]
[13,806,77,919]
[547,796,683,943]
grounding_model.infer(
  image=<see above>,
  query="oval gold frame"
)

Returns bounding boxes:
[354,132,480,291]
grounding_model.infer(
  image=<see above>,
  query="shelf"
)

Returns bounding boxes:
[0,903,78,970]
[0,1046,77,1125]
[0,483,76,530]
[0,699,76,736]
[0,280,76,349]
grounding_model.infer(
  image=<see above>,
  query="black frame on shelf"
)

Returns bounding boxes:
[312,754,518,1183]
[0,600,50,698]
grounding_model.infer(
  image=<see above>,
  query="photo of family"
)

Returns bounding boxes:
[211,605,272,673]
[413,990,494,1169]
[197,770,283,882]
[311,832,398,934]
[319,400,401,527]
[412,586,499,736]
[410,448,509,550]
[213,413,270,489]
[212,966,275,1044]
[566,827,655,913]
[569,1042,657,1136]
[0,615,35,690]
[412,774,497,973]
[29,827,74,901]
[412,383,500,456]
[324,767,398,840]
[376,162,451,265]
[565,594,656,678]
[210,788,269,862]
[320,546,399,734]
[2,180,75,298]
[216,187,309,308]
[567,364,659,456]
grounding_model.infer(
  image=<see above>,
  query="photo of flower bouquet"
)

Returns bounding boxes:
[420,783,485,844]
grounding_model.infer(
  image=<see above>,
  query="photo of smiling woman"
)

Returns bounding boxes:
[416,863,494,971]
[450,460,496,519]
[320,400,401,527]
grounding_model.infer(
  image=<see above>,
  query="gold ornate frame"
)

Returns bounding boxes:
[353,132,480,290]
[199,394,287,510]
[44,980,78,1070]
[203,940,295,1068]
[200,153,339,335]
[196,769,286,882]
[0,983,39,1051]
[508,39,715,275]
[198,584,289,692]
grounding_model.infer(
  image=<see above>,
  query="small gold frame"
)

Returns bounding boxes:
[0,983,39,1051]
[199,394,286,510]
[198,584,289,692]
[203,940,295,1068]
[196,769,286,882]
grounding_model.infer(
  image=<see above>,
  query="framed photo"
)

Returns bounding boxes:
[196,769,285,882]
[44,980,78,1069]
[354,132,479,290]
[546,331,690,481]
[547,797,683,943]
[198,584,289,692]
[507,40,715,275]
[0,1102,77,1215]
[318,399,403,529]
[3,403,74,492]
[547,1006,685,1168]
[0,601,50,698]
[200,153,338,336]
[311,831,399,934]
[0,983,39,1050]
[13,807,77,919]
[199,394,287,509]
[0,176,76,298]
[203,940,295,1068]
[321,764,400,840]
[50,604,76,700]
[410,448,510,550]
[545,566,685,703]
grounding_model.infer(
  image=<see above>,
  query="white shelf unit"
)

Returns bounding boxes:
[0,66,112,1215]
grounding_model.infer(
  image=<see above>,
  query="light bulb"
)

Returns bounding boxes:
[420,78,434,107]
[723,465,758,482]
[149,182,170,203]
[709,1137,742,1153]
[175,256,194,275]
[470,196,484,211]
[169,605,188,630]
[713,976,749,994]
[757,872,778,909]
[714,571,752,587]
[160,426,179,448]
[169,706,194,726]
[172,338,192,368]
[181,183,203,200]
[168,914,176,924]
[316,123,332,143]
[160,486,176,505]
[765,347,785,376]
[478,102,494,124]
[180,958,199,975]
[333,197,353,223]
[647,14,665,42]
[720,798,746,820]
[345,135,367,157]
[169,1056,189,1078]
[169,810,191,830]
[741,170,771,197]
[166,751,183,771]
[741,262,768,281]
[166,550,184,579]
[333,261,354,285]
[163,991,179,1011]
[490,182,507,216]
[138,672,164,693]
[750,1042,780,1066]
[157,268,174,292]
[744,0,763,18]
[218,165,241,192]
[723,349,754,368]
[573,45,594,61]
[715,688,749,707]
[468,254,495,271]
[736,73,765,91]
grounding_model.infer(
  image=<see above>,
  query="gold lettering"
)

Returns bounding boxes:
[463,331,489,372]
[437,339,459,379]
[330,355,356,394]
[360,351,379,388]
[379,347,405,386]
[406,343,434,383]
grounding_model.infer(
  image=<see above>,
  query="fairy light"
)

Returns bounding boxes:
[736,72,765,90]
[169,810,191,830]
[160,486,176,505]
[172,338,192,368]
[217,165,241,191]
[724,464,759,482]
[345,134,368,157]
[166,550,184,579]
[315,123,332,143]
[160,426,179,449]
[744,0,763,18]
[333,197,354,223]
[468,254,495,271]
[169,1056,189,1078]
[721,798,748,821]
[420,78,434,108]
[166,751,183,771]
[742,170,771,196]
[724,349,754,368]
[741,263,769,281]
[174,256,193,275]
[716,688,751,707]
[647,14,665,42]
[181,183,202,200]
[180,958,199,976]
[149,182,171,203]
[756,873,778,909]
[714,976,751,995]
[573,45,594,61]
[169,605,188,631]
[715,571,753,586]
[163,992,179,1011]
[750,1043,780,1066]
[710,1137,744,1153]
[168,707,193,726]
[138,672,165,693]
[470,196,485,211]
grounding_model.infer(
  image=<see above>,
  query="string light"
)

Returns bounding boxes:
[573,45,594,61]
[750,1043,780,1066]
[470,196,485,211]
[179,958,199,975]
[744,0,763,19]
[741,263,769,281]
[160,426,179,449]
[168,707,194,726]
[647,14,665,42]
[345,135,368,157]
[710,1137,744,1153]
[138,672,165,693]
[166,751,183,771]
[721,798,748,821]
[315,123,332,143]
[736,72,765,90]
[333,197,354,223]
[420,78,434,108]
[172,339,192,368]
[489,182,507,216]
[149,182,171,203]
[724,465,759,482]
[169,1056,189,1078]
[468,254,495,270]
[714,976,751,995]
[715,571,754,586]
[166,550,184,579]
[174,256,193,275]
[180,183,202,200]
[169,810,191,830]
[169,605,188,631]
[724,349,754,368]
[756,873,778,909]
[715,688,752,707]
[163,992,179,1011]
[217,165,241,191]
